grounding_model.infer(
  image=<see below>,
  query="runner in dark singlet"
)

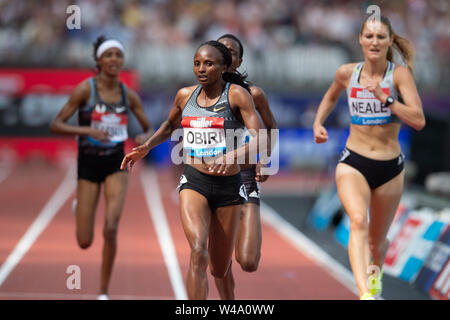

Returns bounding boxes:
[215,34,277,298]
[50,36,153,300]
[121,41,263,300]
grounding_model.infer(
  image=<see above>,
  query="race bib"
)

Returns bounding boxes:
[90,106,128,144]
[182,117,225,157]
[348,87,392,125]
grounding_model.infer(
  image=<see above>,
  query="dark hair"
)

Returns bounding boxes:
[198,40,250,92]
[217,33,244,59]
[360,15,415,74]
[93,35,107,72]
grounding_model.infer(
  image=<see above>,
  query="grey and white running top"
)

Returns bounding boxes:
[347,61,402,125]
[181,82,245,158]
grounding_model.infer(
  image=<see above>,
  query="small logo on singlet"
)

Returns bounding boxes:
[213,106,226,112]
[115,106,126,113]
[95,104,107,113]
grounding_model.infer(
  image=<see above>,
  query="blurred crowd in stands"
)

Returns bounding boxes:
[0,0,449,91]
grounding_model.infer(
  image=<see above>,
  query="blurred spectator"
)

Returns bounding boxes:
[0,0,448,92]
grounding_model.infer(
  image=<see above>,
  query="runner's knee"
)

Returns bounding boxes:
[190,246,209,271]
[77,233,93,249]
[236,253,259,273]
[349,213,368,231]
[103,223,119,243]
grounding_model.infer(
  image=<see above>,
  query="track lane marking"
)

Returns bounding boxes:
[260,201,360,297]
[0,165,76,287]
[140,167,187,300]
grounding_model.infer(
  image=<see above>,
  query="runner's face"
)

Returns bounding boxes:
[359,21,393,62]
[193,46,226,85]
[218,38,242,72]
[97,48,124,76]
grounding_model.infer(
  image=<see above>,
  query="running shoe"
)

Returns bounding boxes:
[97,294,109,300]
[360,292,376,300]
[369,267,383,297]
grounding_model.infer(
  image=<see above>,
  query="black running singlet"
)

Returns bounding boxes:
[78,78,130,156]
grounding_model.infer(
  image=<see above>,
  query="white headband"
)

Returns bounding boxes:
[96,40,125,59]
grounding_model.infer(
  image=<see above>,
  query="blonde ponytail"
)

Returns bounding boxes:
[388,32,415,74]
[361,15,416,74]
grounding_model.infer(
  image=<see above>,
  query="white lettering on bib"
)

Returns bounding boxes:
[182,117,225,157]
[90,105,128,143]
[348,87,392,125]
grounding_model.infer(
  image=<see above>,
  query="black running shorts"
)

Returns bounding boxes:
[240,168,261,206]
[178,165,247,209]
[77,150,126,183]
[338,147,404,189]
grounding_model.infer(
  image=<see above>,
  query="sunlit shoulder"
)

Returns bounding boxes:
[335,63,357,88]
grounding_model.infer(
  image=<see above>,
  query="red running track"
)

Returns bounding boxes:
[0,160,357,300]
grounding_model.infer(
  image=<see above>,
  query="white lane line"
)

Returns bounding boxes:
[0,165,76,287]
[140,167,187,300]
[260,201,359,297]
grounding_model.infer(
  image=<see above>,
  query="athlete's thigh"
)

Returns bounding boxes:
[335,163,371,223]
[103,170,128,224]
[209,205,240,273]
[236,203,262,257]
[369,170,405,240]
[76,179,101,236]
[179,189,212,249]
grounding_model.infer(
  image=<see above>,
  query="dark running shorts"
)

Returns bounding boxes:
[338,147,405,189]
[77,150,126,183]
[177,165,247,209]
[240,168,261,206]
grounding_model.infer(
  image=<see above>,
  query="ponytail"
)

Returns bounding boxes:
[223,71,251,93]
[388,32,415,74]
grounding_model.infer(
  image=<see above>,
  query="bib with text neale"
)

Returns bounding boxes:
[182,117,225,158]
[90,104,128,146]
[348,87,392,125]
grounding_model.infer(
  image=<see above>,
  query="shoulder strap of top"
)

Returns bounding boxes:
[120,82,129,106]
[385,61,395,79]
[349,63,363,87]
[91,77,101,100]
[87,78,97,106]
[354,62,364,83]
[188,85,202,107]
[225,81,231,92]
[221,82,231,102]
[380,61,396,89]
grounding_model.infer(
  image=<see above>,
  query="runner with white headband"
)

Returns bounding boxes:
[51,35,153,300]
[96,39,125,59]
